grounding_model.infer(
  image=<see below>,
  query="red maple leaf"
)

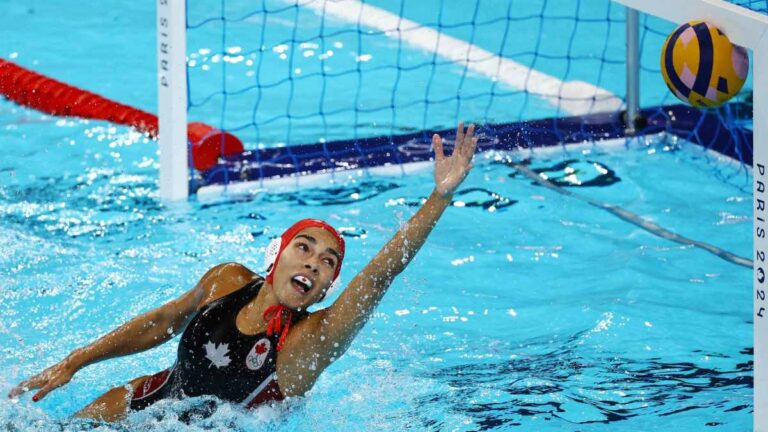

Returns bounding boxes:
[255,342,267,355]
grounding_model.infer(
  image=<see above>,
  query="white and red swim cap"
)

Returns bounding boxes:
[264,218,345,297]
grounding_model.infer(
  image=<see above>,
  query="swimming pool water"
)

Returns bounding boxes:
[0,0,756,430]
[0,111,754,430]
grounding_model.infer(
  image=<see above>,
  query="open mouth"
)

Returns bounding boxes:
[291,275,313,294]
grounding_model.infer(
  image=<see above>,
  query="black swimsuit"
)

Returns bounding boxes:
[130,278,296,411]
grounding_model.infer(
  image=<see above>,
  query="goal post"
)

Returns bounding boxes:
[613,0,768,429]
[157,0,189,201]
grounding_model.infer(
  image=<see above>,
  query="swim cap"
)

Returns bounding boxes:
[264,219,345,298]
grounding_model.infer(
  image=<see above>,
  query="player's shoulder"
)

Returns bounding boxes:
[198,262,261,308]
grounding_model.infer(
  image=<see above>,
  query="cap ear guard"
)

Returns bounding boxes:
[264,237,282,274]
[321,275,342,302]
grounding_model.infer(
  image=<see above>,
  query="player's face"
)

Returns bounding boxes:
[271,227,341,310]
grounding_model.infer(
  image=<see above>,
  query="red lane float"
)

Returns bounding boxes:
[0,58,243,171]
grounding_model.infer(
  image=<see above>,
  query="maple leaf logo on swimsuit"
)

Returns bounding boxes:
[255,342,267,354]
[204,341,232,368]
[245,338,271,371]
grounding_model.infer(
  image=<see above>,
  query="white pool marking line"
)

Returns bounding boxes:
[295,0,624,116]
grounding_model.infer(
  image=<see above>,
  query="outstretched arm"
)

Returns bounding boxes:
[7,262,253,401]
[314,123,477,360]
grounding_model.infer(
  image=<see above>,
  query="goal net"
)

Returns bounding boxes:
[157,4,764,426]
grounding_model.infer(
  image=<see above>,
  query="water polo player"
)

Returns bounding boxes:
[8,123,478,421]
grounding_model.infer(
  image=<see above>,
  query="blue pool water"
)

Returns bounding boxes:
[0,122,754,431]
[0,0,756,431]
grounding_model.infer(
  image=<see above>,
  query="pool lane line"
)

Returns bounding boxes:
[296,0,623,116]
[507,161,753,269]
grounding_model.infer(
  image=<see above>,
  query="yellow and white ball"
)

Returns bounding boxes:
[661,21,749,108]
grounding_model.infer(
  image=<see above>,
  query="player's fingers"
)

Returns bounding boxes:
[32,380,62,402]
[454,124,471,160]
[455,122,465,154]
[8,384,27,398]
[433,134,445,160]
[461,124,475,159]
[9,375,44,398]
[466,137,478,162]
[465,124,475,142]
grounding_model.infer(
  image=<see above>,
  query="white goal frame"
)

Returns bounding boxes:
[157,0,188,201]
[614,0,768,430]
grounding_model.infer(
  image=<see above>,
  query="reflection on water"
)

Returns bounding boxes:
[506,158,621,188]
[422,334,751,429]
[384,188,516,212]
[261,181,401,206]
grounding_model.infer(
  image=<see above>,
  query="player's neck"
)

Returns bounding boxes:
[237,282,282,334]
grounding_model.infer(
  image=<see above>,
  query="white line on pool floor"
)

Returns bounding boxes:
[296,0,624,116]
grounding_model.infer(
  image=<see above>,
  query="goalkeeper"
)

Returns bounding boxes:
[9,123,478,421]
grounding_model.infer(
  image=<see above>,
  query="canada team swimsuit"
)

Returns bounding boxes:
[129,278,296,411]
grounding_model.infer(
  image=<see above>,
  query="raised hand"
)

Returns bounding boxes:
[433,122,478,198]
[8,358,77,402]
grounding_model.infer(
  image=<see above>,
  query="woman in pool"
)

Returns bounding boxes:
[9,123,478,421]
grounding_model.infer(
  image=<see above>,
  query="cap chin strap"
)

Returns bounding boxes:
[264,237,341,301]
